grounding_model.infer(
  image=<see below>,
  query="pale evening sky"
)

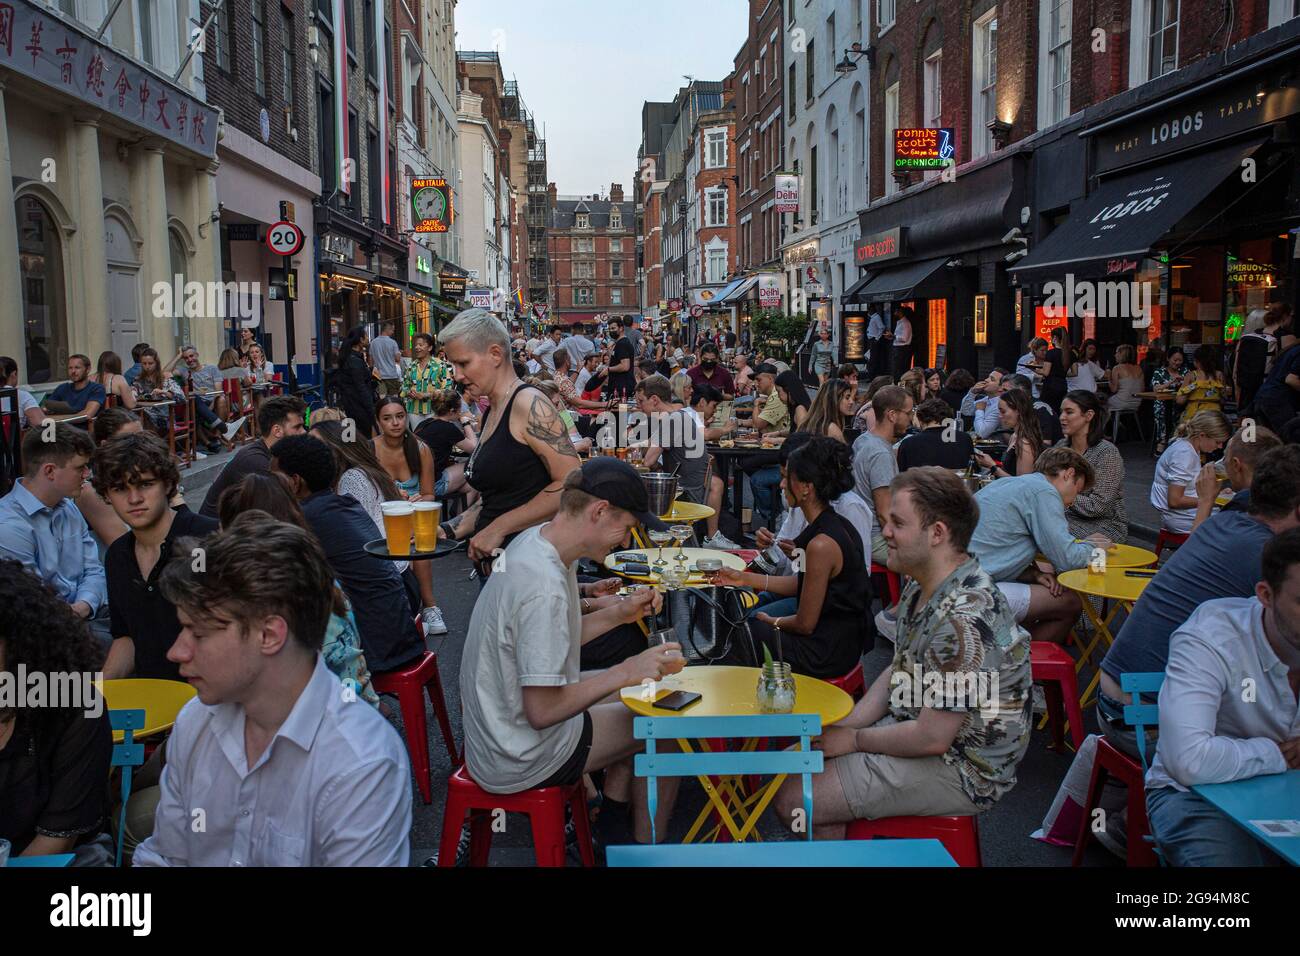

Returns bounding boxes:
[454,0,748,196]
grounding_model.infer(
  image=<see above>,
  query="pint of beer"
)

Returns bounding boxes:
[413,501,441,552]
[380,501,415,555]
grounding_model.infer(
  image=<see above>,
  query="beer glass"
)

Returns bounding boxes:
[380,501,415,556]
[413,501,440,552]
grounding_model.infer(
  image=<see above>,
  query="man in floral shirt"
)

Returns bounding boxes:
[774,467,1032,837]
[401,333,455,426]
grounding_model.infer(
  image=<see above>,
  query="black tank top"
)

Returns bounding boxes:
[468,384,552,538]
[791,508,873,677]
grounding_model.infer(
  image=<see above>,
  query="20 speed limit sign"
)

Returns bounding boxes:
[266,221,304,257]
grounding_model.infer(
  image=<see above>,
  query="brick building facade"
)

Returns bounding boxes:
[548,183,639,324]
[734,0,785,274]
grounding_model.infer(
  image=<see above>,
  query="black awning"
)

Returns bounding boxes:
[843,270,875,303]
[1011,137,1266,283]
[851,258,950,304]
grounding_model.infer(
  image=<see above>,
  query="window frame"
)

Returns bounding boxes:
[281,6,296,113]
[973,10,998,158]
[251,0,268,98]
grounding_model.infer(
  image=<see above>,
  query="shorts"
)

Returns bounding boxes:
[434,472,449,497]
[834,726,983,820]
[530,711,594,790]
[996,582,1032,622]
[870,532,889,566]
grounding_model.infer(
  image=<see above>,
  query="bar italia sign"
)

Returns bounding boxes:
[1097,73,1300,173]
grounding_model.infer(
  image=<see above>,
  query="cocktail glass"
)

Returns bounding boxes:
[670,524,692,564]
[648,528,673,568]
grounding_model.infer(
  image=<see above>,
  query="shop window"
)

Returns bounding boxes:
[927,299,947,369]
[16,196,69,384]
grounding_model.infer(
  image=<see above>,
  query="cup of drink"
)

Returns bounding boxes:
[413,501,441,552]
[380,501,415,556]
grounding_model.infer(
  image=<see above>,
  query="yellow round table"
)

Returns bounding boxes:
[621,664,853,843]
[1086,543,1157,570]
[661,500,716,523]
[1058,567,1153,710]
[98,678,197,742]
[605,546,745,586]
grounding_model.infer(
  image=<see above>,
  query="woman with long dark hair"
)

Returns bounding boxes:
[93,351,136,410]
[974,387,1044,479]
[0,559,112,862]
[1057,389,1128,543]
[335,327,375,438]
[715,436,872,678]
[802,378,855,442]
[775,370,812,432]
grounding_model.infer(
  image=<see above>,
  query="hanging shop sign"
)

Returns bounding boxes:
[439,275,466,298]
[894,128,956,170]
[408,243,434,287]
[0,0,219,158]
[412,177,454,233]
[774,174,800,214]
[467,288,494,310]
[855,226,904,265]
[757,274,782,309]
[974,294,989,345]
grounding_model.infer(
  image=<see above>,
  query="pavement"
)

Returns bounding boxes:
[181,434,1158,866]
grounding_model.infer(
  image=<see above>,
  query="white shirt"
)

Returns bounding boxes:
[561,334,595,369]
[534,338,561,372]
[575,367,593,393]
[17,388,39,427]
[1016,352,1043,398]
[867,312,886,339]
[459,526,583,793]
[972,393,1004,438]
[770,490,875,574]
[1147,598,1296,793]
[1151,438,1201,534]
[133,655,411,866]
[892,316,912,346]
[1067,359,1103,393]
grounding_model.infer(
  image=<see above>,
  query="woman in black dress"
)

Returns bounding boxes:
[1040,326,1076,414]
[335,327,377,439]
[438,309,581,575]
[716,436,873,678]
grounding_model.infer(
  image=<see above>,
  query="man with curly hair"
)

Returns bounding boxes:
[94,432,218,680]
[0,424,108,645]
[774,467,1032,837]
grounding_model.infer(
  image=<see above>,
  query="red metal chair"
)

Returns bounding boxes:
[1030,642,1086,751]
[1153,529,1189,561]
[438,764,595,867]
[1071,737,1158,867]
[371,648,459,805]
[869,563,902,606]
[846,815,982,867]
[827,661,866,701]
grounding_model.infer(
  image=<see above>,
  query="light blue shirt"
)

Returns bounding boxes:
[968,473,1093,583]
[0,480,107,612]
[972,393,1003,438]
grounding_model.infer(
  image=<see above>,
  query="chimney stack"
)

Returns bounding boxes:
[610,183,624,203]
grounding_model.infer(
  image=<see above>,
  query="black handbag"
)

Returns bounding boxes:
[670,586,758,664]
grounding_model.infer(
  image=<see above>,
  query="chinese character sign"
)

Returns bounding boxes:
[0,0,217,158]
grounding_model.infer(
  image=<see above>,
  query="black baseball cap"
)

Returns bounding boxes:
[575,458,663,529]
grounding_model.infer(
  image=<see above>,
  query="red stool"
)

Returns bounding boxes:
[1153,529,1189,561]
[828,661,865,700]
[371,651,459,804]
[846,815,982,867]
[1072,737,1158,867]
[1030,642,1086,751]
[439,765,595,867]
[870,563,902,605]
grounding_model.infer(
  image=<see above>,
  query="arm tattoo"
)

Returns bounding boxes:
[525,394,579,458]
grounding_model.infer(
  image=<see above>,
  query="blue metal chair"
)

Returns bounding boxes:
[633,713,823,845]
[110,709,147,868]
[607,838,957,867]
[1121,671,1164,774]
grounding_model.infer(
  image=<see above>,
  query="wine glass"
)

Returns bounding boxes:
[648,528,673,568]
[670,524,692,565]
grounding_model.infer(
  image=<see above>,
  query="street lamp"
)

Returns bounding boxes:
[835,44,875,75]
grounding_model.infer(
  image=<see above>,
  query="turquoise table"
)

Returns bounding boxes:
[607,838,956,867]
[7,853,75,867]
[1194,770,1300,865]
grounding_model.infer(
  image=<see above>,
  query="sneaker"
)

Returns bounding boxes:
[702,531,741,550]
[421,825,472,867]
[421,606,449,636]
[874,607,898,642]
[193,450,207,460]
[223,416,247,441]
[1032,685,1048,715]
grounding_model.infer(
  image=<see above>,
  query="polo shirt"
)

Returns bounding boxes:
[686,362,735,395]
[106,507,219,680]
[1101,501,1275,682]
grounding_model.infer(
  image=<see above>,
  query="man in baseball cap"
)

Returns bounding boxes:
[451,457,683,861]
